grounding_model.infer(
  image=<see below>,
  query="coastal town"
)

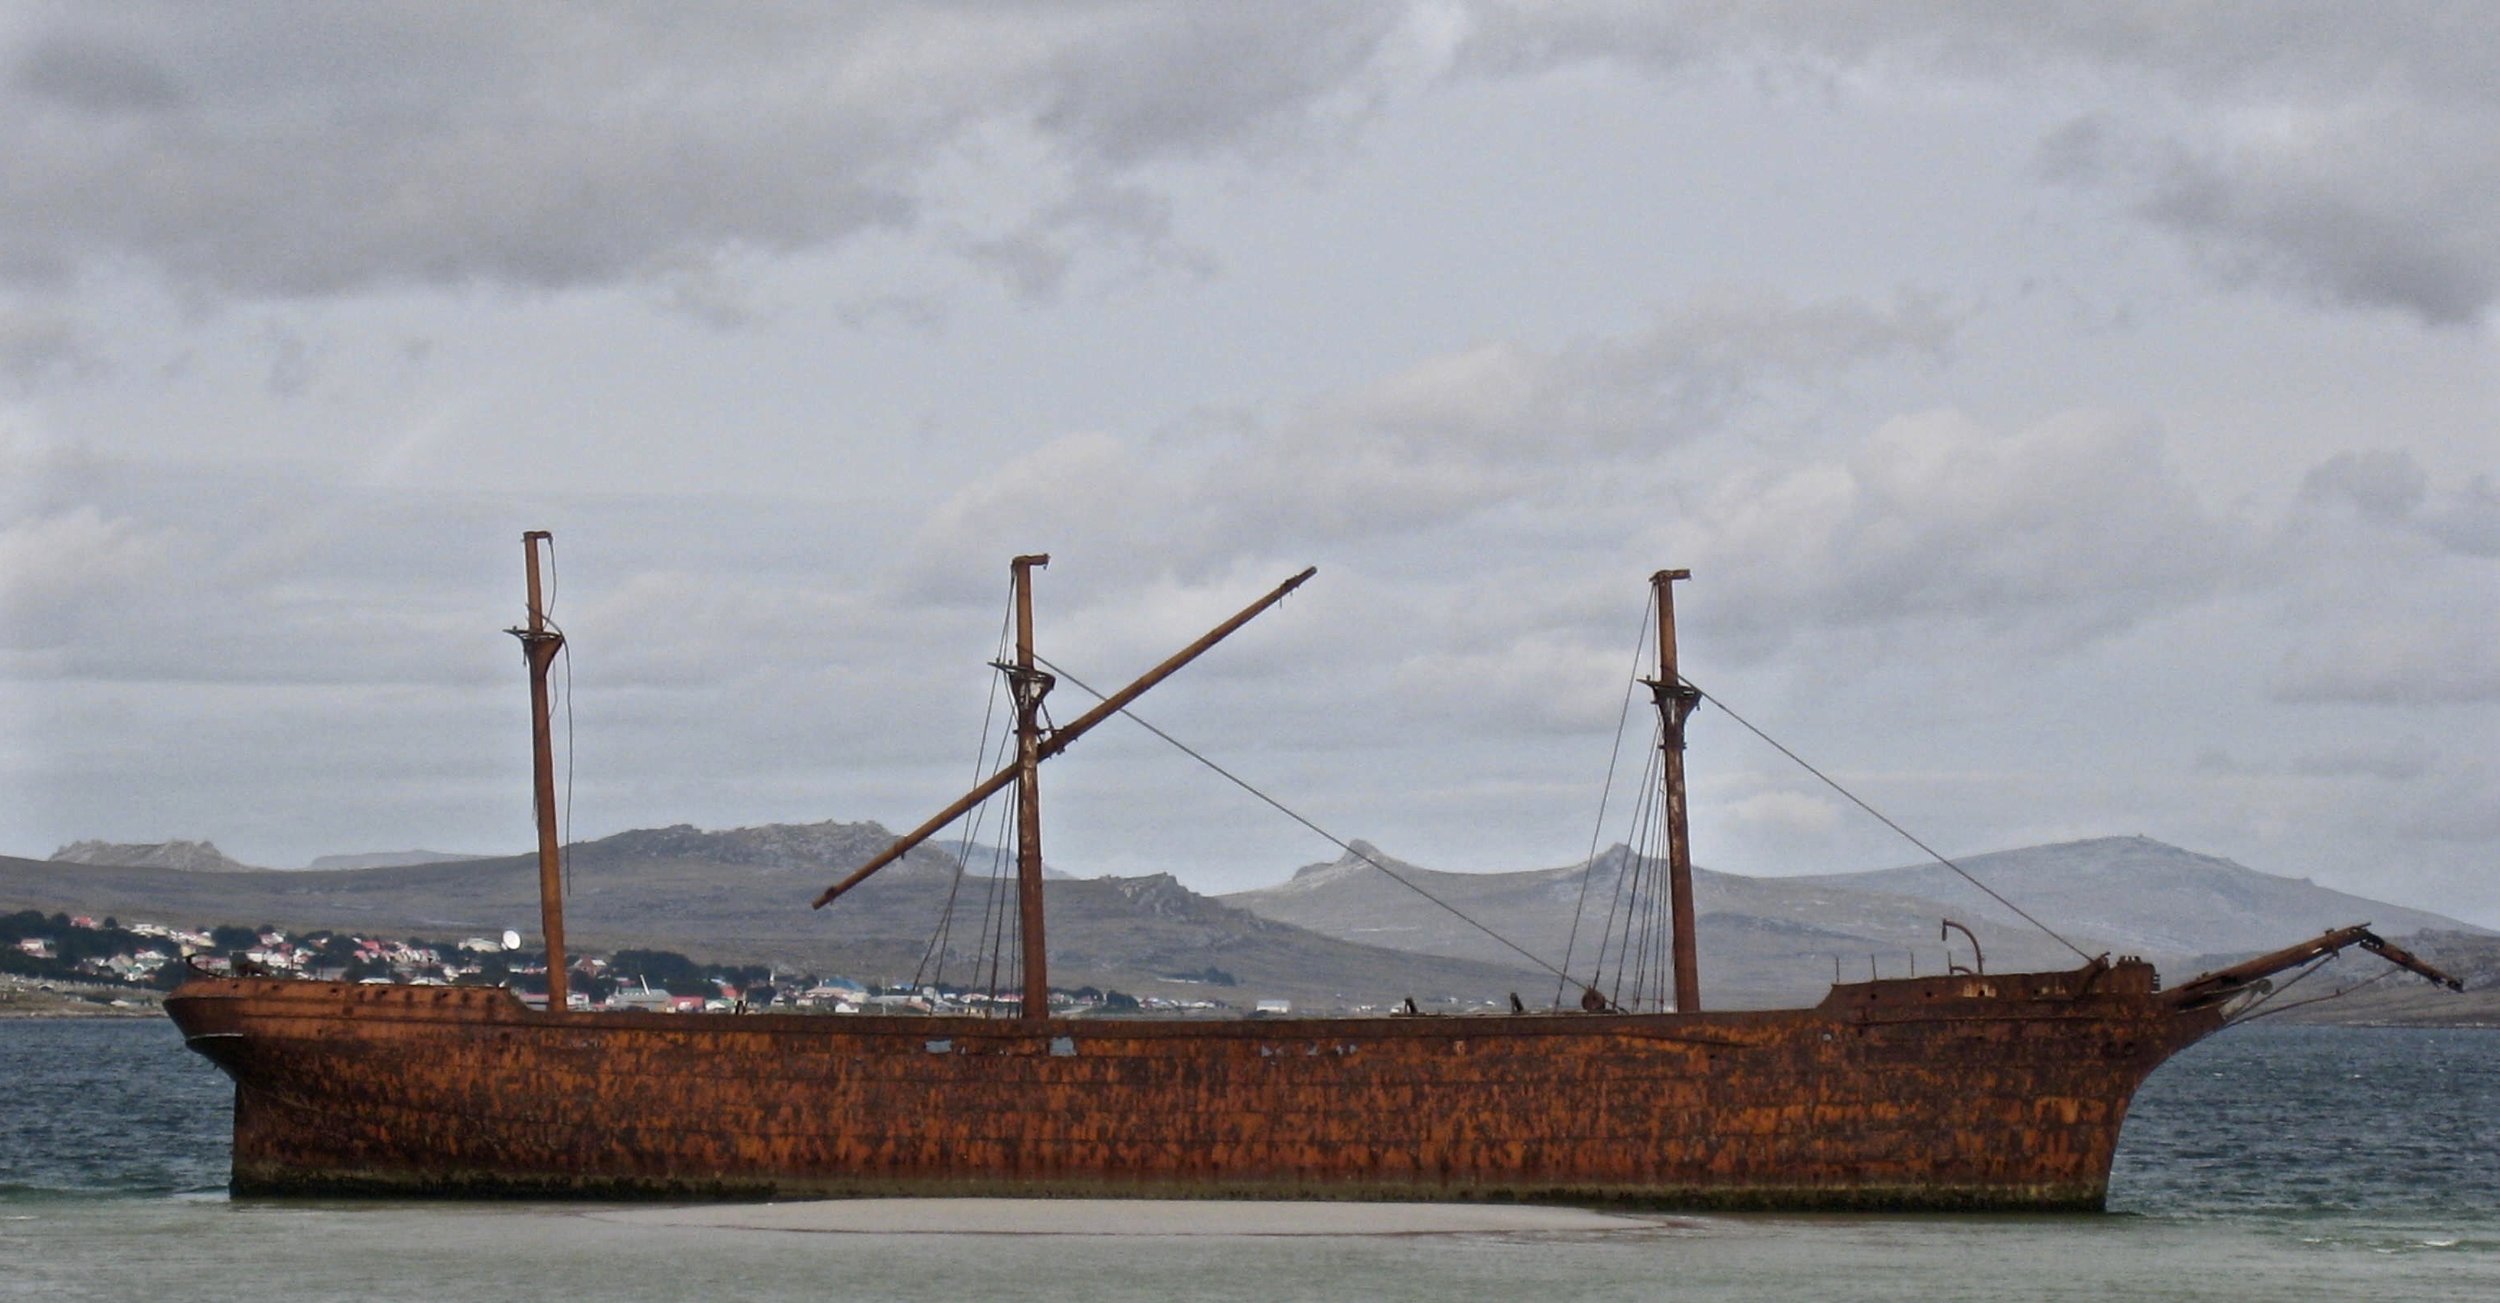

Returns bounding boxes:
[0,908,1186,1019]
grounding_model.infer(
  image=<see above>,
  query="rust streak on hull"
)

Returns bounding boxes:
[167,957,2224,1211]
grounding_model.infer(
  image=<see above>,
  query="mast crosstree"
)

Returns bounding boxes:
[1006,554,1053,1021]
[813,561,1318,1021]
[510,531,568,1014]
[1643,568,1703,1014]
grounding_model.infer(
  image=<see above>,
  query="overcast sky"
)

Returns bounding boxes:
[4,3,2494,928]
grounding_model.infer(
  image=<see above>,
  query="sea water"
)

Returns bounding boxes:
[2,1019,2494,1302]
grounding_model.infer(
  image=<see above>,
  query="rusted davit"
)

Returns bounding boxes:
[166,536,2462,1209]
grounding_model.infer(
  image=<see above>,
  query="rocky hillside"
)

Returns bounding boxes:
[1786,836,2473,957]
[50,840,262,872]
[304,850,493,870]
[14,824,2480,1015]
[0,820,1542,1010]
[1223,841,2090,1006]
[1223,836,2486,1007]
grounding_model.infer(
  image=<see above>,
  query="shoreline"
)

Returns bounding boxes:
[0,977,165,1019]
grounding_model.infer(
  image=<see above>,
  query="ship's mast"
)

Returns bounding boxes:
[1007,554,1053,1021]
[820,557,1330,915]
[512,531,568,1014]
[1645,568,1702,1013]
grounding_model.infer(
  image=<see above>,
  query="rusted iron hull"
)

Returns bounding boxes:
[167,962,2223,1211]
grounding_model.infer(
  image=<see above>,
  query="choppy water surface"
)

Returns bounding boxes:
[3,1019,2494,1302]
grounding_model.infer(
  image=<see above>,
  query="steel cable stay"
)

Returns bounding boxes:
[1635,744,1670,1009]
[1559,576,2091,991]
[918,589,1022,1005]
[970,797,1015,1006]
[975,785,1015,1010]
[1555,592,1660,1010]
[1570,583,1700,1014]
[1018,610,2089,1004]
[1594,739,1665,1013]
[535,534,578,897]
[1636,767,1670,1009]
[1679,679,2094,964]
[969,735,1017,1003]
[1032,655,1580,992]
[2228,962,2403,1025]
[1033,647,2090,1008]
[973,809,1014,999]
[916,724,1015,993]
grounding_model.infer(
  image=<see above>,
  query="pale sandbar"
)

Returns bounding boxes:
[592,1198,1683,1237]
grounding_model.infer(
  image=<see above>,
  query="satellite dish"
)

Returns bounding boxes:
[502,930,522,951]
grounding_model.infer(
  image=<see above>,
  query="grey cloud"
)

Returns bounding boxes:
[0,446,950,700]
[900,289,1951,589]
[2126,113,2500,326]
[0,504,162,642]
[2270,618,2500,705]
[10,29,186,115]
[637,252,775,331]
[1330,290,1953,457]
[2264,451,2498,706]
[2194,742,2436,782]
[1461,3,2500,115]
[0,3,1406,304]
[2335,758,2500,846]
[2299,449,2426,522]
[13,2,2499,328]
[2300,449,2500,557]
[2422,475,2500,557]
[1226,290,1955,547]
[0,305,94,383]
[2290,745,2434,783]
[1024,4,1409,166]
[261,320,315,397]
[961,181,1212,305]
[1,448,509,688]
[1459,3,2500,326]
[1683,409,2239,651]
[2407,765,2500,842]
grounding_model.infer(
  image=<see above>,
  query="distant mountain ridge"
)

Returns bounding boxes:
[13,825,2482,1011]
[50,840,262,872]
[0,820,1544,1010]
[304,850,494,871]
[1786,836,2472,957]
[1225,841,2094,1005]
[1222,834,2487,1007]
[576,824,1076,880]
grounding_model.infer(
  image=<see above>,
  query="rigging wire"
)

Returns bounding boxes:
[978,781,1017,1010]
[1033,654,1578,987]
[2230,951,2336,1018]
[1683,680,2094,964]
[1016,624,2089,995]
[2231,962,2402,1024]
[978,794,1018,1013]
[1556,591,1659,1010]
[1639,772,1669,1010]
[1626,744,1668,1011]
[1001,812,1023,1015]
[540,535,575,896]
[1594,740,1660,1011]
[916,596,1018,991]
[978,577,1028,1013]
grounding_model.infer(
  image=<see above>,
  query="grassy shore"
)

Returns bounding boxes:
[0,975,163,1018]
